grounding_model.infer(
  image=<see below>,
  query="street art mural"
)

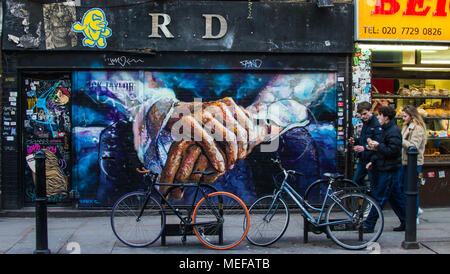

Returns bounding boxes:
[23,77,72,204]
[72,71,337,207]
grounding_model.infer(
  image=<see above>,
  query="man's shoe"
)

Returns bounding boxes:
[362,226,374,233]
[393,224,405,232]
[418,207,424,216]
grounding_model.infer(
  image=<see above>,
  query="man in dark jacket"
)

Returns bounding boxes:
[364,105,406,232]
[349,101,382,188]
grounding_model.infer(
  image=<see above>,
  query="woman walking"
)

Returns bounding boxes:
[399,105,427,224]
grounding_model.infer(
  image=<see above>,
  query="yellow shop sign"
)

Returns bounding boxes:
[356,0,450,42]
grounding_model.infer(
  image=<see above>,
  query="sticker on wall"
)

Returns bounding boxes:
[72,8,111,49]
[23,76,72,205]
[26,79,71,139]
[351,46,373,139]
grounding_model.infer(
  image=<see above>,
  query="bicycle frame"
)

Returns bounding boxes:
[137,177,222,227]
[270,178,356,228]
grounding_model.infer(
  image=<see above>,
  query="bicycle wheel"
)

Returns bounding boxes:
[192,191,250,250]
[305,179,358,211]
[246,195,289,246]
[111,191,165,247]
[325,192,383,250]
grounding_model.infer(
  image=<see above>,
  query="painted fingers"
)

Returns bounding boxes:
[160,97,255,198]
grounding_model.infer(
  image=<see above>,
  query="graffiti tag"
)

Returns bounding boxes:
[240,59,262,69]
[105,56,144,67]
[89,80,136,92]
[27,144,57,155]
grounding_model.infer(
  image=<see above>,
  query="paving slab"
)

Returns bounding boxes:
[0,207,449,254]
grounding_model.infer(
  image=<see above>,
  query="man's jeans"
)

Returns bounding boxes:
[353,160,378,189]
[365,169,406,229]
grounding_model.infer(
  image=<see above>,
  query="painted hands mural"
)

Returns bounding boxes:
[72,71,337,206]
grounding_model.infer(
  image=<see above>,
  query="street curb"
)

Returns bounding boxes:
[1,206,447,218]
[0,207,111,218]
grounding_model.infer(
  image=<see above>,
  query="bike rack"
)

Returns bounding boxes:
[161,223,195,246]
[303,187,369,243]
[303,216,364,243]
[160,212,224,246]
[303,216,329,243]
[159,184,223,246]
[160,209,196,246]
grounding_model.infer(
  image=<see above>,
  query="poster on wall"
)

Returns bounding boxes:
[43,1,77,50]
[72,71,338,207]
[352,46,372,137]
[23,75,72,204]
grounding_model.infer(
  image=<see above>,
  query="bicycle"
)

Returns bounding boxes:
[304,173,365,211]
[246,157,384,250]
[111,167,250,250]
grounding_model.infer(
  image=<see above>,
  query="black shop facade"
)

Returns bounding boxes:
[1,0,354,209]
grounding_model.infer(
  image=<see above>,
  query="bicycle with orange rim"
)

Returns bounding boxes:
[110,167,250,250]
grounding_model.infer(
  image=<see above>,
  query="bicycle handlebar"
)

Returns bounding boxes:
[270,158,303,181]
[287,170,303,176]
[136,167,158,177]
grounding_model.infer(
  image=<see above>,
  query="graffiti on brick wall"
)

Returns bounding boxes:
[23,77,71,203]
[72,71,338,207]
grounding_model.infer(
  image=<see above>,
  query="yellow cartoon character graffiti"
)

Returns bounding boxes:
[72,8,111,49]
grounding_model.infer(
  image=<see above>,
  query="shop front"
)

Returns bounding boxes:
[1,0,353,209]
[354,0,450,207]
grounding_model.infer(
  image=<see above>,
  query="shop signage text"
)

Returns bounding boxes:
[356,0,450,42]
[149,13,228,39]
[2,1,354,53]
[371,0,448,16]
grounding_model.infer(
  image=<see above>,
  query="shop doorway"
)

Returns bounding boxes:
[22,73,72,206]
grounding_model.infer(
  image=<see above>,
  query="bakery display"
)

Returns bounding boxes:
[372,81,450,163]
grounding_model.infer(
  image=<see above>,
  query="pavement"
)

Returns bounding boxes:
[1,206,449,255]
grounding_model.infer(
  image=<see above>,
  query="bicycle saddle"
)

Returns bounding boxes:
[323,173,344,180]
[192,170,217,175]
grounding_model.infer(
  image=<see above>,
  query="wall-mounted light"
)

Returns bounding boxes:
[357,44,449,51]
[420,49,450,64]
[402,67,450,71]
[420,60,450,64]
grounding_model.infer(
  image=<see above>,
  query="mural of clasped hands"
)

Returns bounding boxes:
[160,92,311,198]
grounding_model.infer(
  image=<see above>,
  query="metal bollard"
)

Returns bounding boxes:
[33,150,51,254]
[401,146,420,249]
